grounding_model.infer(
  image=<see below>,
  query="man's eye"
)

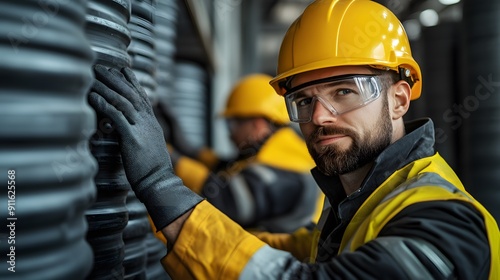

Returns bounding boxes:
[297,97,313,106]
[337,89,355,96]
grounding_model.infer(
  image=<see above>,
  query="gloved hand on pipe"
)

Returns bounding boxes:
[88,64,203,231]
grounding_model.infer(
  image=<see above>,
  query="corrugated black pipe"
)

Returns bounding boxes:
[84,0,132,279]
[0,1,96,279]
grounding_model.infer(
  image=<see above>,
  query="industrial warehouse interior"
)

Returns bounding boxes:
[1,0,498,279]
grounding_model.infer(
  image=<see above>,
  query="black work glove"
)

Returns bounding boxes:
[88,64,203,230]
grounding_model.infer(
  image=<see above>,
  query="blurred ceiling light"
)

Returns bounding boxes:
[439,0,461,5]
[403,19,421,41]
[272,2,308,25]
[419,9,439,27]
[259,34,282,56]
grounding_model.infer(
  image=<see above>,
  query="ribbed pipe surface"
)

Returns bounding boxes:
[170,61,209,149]
[84,0,132,279]
[86,0,132,68]
[0,1,96,279]
[155,0,179,104]
[129,0,158,105]
[119,2,159,278]
[123,191,149,280]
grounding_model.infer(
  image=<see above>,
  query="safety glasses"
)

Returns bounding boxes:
[284,74,383,123]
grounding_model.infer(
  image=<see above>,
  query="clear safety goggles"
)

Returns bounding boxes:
[284,74,383,123]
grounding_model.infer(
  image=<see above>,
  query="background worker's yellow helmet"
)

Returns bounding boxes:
[270,0,422,100]
[222,74,290,124]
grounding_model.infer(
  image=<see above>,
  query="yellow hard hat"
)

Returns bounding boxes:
[222,74,290,124]
[270,0,422,100]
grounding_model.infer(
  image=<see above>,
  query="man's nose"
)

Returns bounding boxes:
[310,97,338,125]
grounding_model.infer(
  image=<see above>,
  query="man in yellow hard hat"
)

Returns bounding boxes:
[89,0,499,278]
[153,74,323,236]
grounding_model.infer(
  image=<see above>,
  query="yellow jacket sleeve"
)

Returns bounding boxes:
[246,191,324,261]
[162,201,266,279]
[249,227,314,261]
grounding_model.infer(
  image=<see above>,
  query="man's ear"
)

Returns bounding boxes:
[390,80,412,120]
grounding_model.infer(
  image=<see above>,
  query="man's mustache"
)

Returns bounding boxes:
[308,126,354,142]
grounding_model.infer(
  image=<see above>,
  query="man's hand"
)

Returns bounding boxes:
[88,64,203,231]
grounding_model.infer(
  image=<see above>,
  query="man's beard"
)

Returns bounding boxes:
[306,102,393,176]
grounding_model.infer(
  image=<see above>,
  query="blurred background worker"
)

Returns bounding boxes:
[155,74,324,235]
